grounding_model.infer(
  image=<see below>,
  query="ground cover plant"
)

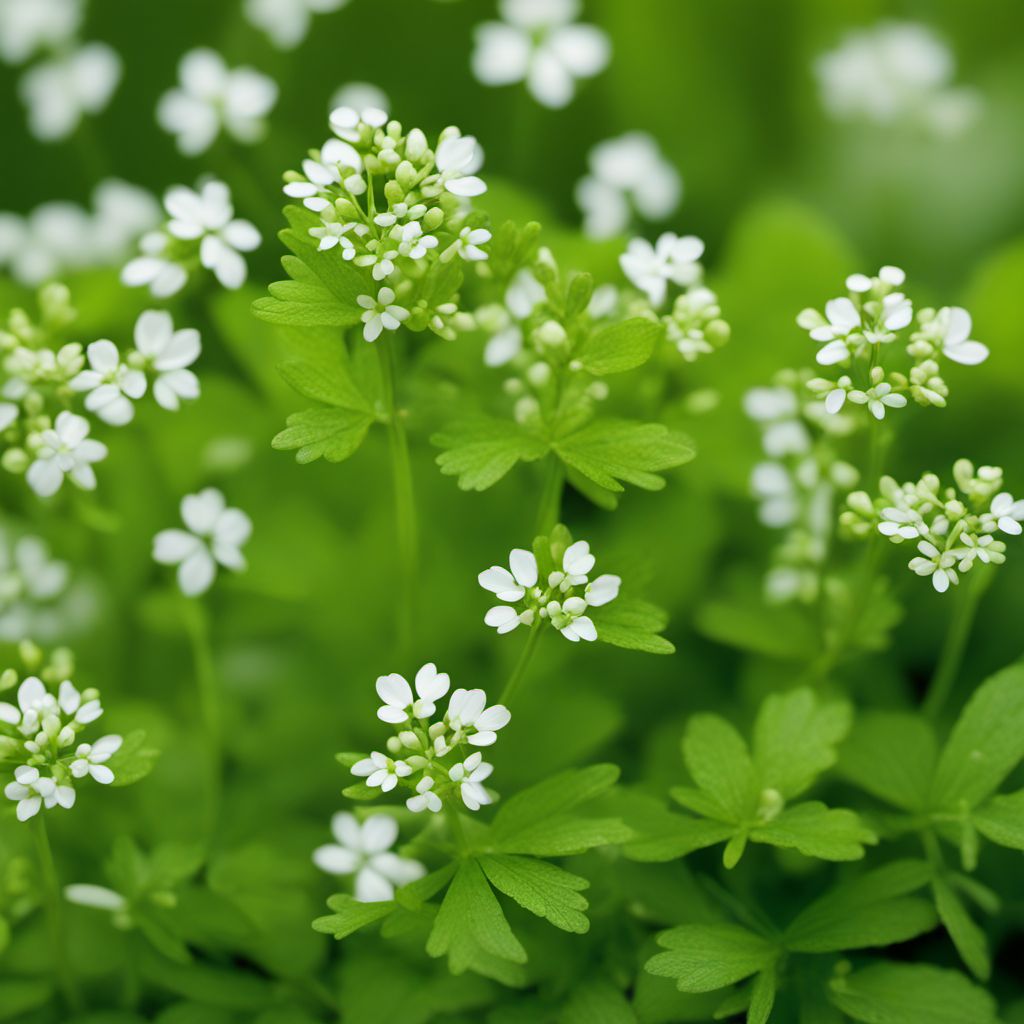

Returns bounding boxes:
[2,1,1024,1022]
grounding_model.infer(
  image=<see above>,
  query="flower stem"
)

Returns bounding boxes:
[923,566,992,719]
[499,623,545,706]
[181,597,222,839]
[445,801,468,854]
[376,334,419,653]
[31,816,83,1012]
[534,457,564,536]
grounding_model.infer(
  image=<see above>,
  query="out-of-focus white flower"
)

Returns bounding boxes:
[19,42,121,142]
[69,340,147,426]
[26,411,108,498]
[90,180,162,264]
[120,232,188,298]
[245,0,351,49]
[619,232,704,307]
[157,48,278,155]
[312,812,425,902]
[0,532,73,642]
[471,0,610,109]
[576,132,681,239]
[814,21,979,136]
[0,0,82,65]
[152,487,252,597]
[328,81,389,117]
[132,310,201,411]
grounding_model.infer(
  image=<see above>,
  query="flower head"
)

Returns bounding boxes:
[131,310,201,411]
[245,0,351,50]
[619,233,704,308]
[69,340,147,426]
[26,411,108,498]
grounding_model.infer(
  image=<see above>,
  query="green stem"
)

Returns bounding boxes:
[32,816,83,1012]
[499,623,545,705]
[534,457,564,537]
[376,335,419,653]
[445,801,468,854]
[181,598,222,839]
[923,567,991,719]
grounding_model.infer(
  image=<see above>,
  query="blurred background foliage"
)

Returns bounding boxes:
[3,0,1024,1021]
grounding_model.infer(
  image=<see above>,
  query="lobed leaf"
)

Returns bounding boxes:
[752,802,876,862]
[312,894,396,940]
[681,714,758,822]
[646,923,777,993]
[272,407,373,464]
[574,317,664,376]
[479,854,590,934]
[432,416,548,491]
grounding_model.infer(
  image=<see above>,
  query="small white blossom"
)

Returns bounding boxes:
[64,884,128,914]
[445,688,511,748]
[312,812,425,902]
[157,48,278,155]
[26,411,108,498]
[132,310,201,411]
[350,751,412,793]
[69,340,147,426]
[376,663,451,724]
[245,0,351,50]
[433,135,488,198]
[120,232,189,298]
[69,734,122,784]
[0,0,81,65]
[448,751,493,811]
[442,226,491,262]
[152,487,252,597]
[847,381,907,420]
[908,539,959,593]
[990,493,1024,537]
[357,287,410,342]
[933,307,989,366]
[471,0,610,109]
[406,776,442,814]
[329,81,388,117]
[742,387,812,457]
[4,765,74,820]
[619,232,704,308]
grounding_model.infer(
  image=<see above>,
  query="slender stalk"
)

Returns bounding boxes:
[534,457,564,537]
[923,567,991,719]
[181,597,222,838]
[499,624,545,706]
[445,801,468,854]
[376,335,419,653]
[32,816,83,1012]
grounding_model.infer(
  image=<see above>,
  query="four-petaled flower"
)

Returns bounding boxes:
[937,307,989,366]
[69,735,123,784]
[69,339,147,426]
[991,493,1024,536]
[132,309,202,411]
[4,765,74,820]
[444,689,511,748]
[376,663,450,723]
[619,232,704,308]
[449,751,493,811]
[357,287,410,342]
[26,411,108,498]
[908,540,959,593]
[350,751,412,793]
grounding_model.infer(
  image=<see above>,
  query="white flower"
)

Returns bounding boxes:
[808,297,860,365]
[479,548,538,602]
[18,42,121,141]
[376,663,451,723]
[69,734,122,784]
[0,0,81,65]
[90,179,162,265]
[69,340,147,426]
[350,751,412,793]
[157,48,278,155]
[908,539,959,593]
[64,884,128,914]
[152,487,252,597]
[878,506,923,540]
[245,0,350,50]
[164,180,261,290]
[751,462,799,529]
[547,596,597,642]
[576,132,681,239]
[406,776,442,814]
[56,678,103,726]
[448,751,493,811]
[132,310,201,411]
[935,307,989,366]
[0,535,70,633]
[847,381,907,420]
[357,287,410,342]
[743,387,812,457]
[443,226,491,262]
[434,135,487,198]
[121,231,189,298]
[990,493,1024,537]
[1,401,19,431]
[329,81,388,117]
[619,233,704,307]
[26,411,108,498]
[471,0,610,109]
[313,812,425,902]
[4,765,74,820]
[445,689,511,747]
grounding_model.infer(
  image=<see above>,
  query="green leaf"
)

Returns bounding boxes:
[494,816,632,857]
[426,859,527,973]
[748,968,777,1024]
[783,860,936,953]
[560,976,637,1024]
[432,416,548,491]
[107,729,159,787]
[574,317,663,375]
[277,357,371,413]
[0,978,54,1020]
[752,689,851,799]
[827,963,999,1024]
[646,923,777,993]
[682,715,758,822]
[972,788,1024,849]
[752,802,875,862]
[933,875,990,980]
[311,894,396,939]
[624,804,735,862]
[931,660,1024,810]
[479,854,590,934]
[838,712,938,813]
[554,419,695,493]
[591,597,675,654]
[272,407,373,464]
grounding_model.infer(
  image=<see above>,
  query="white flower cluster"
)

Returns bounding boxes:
[2,291,202,498]
[801,266,988,421]
[480,538,620,642]
[122,179,261,297]
[350,664,510,815]
[313,812,425,903]
[575,132,681,240]
[153,487,253,598]
[0,179,159,287]
[157,48,278,156]
[284,106,491,342]
[471,0,610,109]
[1,671,121,821]
[245,0,351,50]
[843,460,1024,594]
[814,21,979,137]
[619,232,729,363]
[0,0,121,141]
[745,375,859,604]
